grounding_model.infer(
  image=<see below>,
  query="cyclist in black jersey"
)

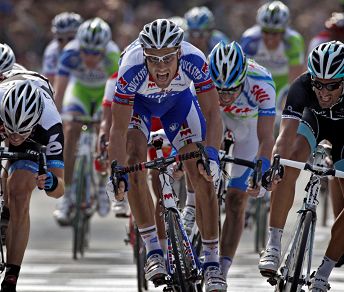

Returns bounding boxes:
[0,71,65,292]
[259,41,344,292]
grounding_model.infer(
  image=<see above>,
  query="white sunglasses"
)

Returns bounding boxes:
[143,49,179,64]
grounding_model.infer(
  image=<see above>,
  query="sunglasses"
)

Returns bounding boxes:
[311,78,343,91]
[216,84,243,95]
[189,30,211,38]
[81,48,104,56]
[57,36,74,43]
[4,125,32,138]
[143,50,179,64]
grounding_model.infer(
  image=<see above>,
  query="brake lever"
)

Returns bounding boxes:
[196,142,211,176]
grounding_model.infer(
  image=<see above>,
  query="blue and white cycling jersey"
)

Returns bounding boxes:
[114,41,215,150]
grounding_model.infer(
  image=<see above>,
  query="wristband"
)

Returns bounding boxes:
[259,156,271,174]
[44,172,58,192]
[205,146,219,164]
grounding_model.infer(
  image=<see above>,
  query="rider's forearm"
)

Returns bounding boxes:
[108,127,127,166]
[204,110,223,150]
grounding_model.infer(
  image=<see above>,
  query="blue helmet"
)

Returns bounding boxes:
[184,6,215,30]
[308,41,344,79]
[209,41,248,89]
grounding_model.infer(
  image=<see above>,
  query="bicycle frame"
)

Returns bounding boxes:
[155,146,202,287]
[267,149,344,291]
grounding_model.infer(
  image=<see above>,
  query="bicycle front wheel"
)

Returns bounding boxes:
[134,225,148,291]
[285,210,313,292]
[72,155,90,260]
[167,211,198,292]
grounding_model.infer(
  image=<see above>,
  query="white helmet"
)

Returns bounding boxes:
[0,43,15,74]
[139,19,184,49]
[256,1,289,31]
[77,17,111,50]
[51,12,83,35]
[307,41,344,79]
[169,16,187,31]
[0,80,44,134]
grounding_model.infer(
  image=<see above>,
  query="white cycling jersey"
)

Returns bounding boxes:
[42,39,61,77]
[221,60,276,190]
[0,70,64,165]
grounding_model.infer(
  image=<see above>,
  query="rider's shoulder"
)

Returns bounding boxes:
[180,41,206,60]
[43,39,60,55]
[105,40,121,53]
[283,27,304,44]
[241,25,261,39]
[247,59,273,80]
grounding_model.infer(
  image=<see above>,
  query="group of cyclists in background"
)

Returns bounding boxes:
[0,1,343,291]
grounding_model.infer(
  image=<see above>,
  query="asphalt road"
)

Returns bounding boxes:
[8,171,344,292]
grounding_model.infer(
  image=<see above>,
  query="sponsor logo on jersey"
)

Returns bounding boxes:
[223,105,252,114]
[148,82,156,88]
[251,85,269,103]
[131,116,141,124]
[127,67,147,93]
[169,123,179,132]
[46,133,63,155]
[201,62,208,74]
[117,76,128,90]
[180,128,192,137]
[180,59,203,81]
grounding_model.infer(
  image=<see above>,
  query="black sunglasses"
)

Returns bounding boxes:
[216,84,242,95]
[311,78,343,91]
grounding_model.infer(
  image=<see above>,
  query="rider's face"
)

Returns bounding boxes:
[144,47,180,89]
[4,127,32,146]
[80,48,104,69]
[262,29,284,50]
[311,77,343,108]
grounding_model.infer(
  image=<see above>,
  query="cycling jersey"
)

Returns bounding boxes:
[42,39,61,77]
[220,60,276,191]
[114,40,215,150]
[283,72,344,168]
[0,70,64,173]
[240,25,305,101]
[57,39,121,115]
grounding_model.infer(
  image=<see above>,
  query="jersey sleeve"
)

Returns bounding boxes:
[114,64,145,106]
[285,33,305,66]
[103,72,117,107]
[45,123,64,169]
[181,52,215,94]
[282,74,310,120]
[42,47,58,76]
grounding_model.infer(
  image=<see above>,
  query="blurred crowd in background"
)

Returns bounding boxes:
[0,0,343,71]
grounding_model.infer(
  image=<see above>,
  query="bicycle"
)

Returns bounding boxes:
[263,145,344,292]
[0,145,48,273]
[110,138,207,292]
[62,109,104,260]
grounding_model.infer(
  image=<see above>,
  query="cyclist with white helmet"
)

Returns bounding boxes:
[258,41,344,292]
[42,12,82,84]
[53,17,121,225]
[0,43,26,81]
[208,41,275,282]
[0,71,64,292]
[241,1,305,133]
[184,6,229,56]
[106,18,227,291]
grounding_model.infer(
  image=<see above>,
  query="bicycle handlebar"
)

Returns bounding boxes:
[273,154,344,178]
[0,146,48,189]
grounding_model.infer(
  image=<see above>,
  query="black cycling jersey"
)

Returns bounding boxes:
[282,72,344,163]
[282,72,344,120]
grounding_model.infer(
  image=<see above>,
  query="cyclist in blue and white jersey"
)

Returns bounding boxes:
[106,19,227,291]
[258,41,344,292]
[208,41,276,282]
[184,6,229,56]
[240,1,305,133]
[0,71,65,292]
[42,12,82,84]
[53,17,121,225]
